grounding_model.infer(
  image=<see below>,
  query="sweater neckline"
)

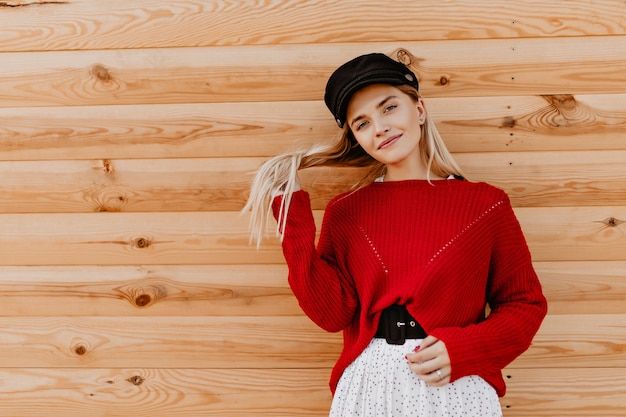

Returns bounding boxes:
[374,174,459,183]
[371,175,461,189]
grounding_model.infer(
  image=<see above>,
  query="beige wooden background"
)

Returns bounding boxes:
[0,0,625,415]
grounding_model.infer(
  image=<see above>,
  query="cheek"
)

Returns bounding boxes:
[352,132,373,151]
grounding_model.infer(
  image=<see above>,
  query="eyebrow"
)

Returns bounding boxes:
[349,95,398,127]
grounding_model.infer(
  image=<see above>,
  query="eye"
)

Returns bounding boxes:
[355,120,369,131]
[383,104,397,113]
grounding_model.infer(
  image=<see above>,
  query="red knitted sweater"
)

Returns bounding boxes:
[272,178,547,397]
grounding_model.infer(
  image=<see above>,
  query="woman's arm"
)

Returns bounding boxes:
[429,196,548,385]
[273,191,359,332]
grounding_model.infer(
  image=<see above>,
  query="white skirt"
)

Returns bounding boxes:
[330,338,502,417]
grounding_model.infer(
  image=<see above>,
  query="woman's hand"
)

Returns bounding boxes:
[292,173,302,191]
[405,335,451,387]
[273,173,301,197]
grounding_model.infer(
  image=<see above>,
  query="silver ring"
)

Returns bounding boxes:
[436,369,443,380]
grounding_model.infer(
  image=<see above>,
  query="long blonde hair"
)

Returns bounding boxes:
[241,85,464,247]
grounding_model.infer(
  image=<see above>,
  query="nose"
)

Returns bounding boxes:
[373,117,389,136]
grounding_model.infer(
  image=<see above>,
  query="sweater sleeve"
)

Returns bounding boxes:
[429,195,548,391]
[272,191,358,332]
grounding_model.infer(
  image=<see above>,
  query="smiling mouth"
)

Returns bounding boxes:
[378,135,401,150]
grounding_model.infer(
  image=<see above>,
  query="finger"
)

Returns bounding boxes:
[408,339,442,363]
[407,360,450,385]
[418,335,439,350]
[424,367,451,386]
[407,355,442,375]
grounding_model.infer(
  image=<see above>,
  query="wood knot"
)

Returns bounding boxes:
[439,76,449,86]
[602,217,624,227]
[134,294,152,307]
[102,159,113,174]
[133,237,152,249]
[98,205,121,213]
[96,193,127,213]
[127,375,145,386]
[118,283,167,309]
[501,116,516,128]
[543,94,577,111]
[395,48,412,66]
[74,344,88,356]
[91,64,113,82]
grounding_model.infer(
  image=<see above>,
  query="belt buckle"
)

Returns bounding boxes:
[385,305,406,345]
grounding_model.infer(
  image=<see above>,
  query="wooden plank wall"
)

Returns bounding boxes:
[0,0,625,415]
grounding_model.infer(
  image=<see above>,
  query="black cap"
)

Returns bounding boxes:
[324,53,419,128]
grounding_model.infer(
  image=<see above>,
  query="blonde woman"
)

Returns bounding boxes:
[243,53,547,416]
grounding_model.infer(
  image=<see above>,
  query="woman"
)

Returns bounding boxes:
[243,52,547,416]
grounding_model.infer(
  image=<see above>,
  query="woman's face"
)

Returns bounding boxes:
[346,84,427,178]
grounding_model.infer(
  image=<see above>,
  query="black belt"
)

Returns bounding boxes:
[375,304,427,345]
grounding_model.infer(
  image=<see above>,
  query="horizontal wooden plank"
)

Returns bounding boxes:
[0,149,624,213]
[515,206,626,262]
[0,316,342,368]
[0,211,284,265]
[0,367,623,416]
[0,264,299,316]
[534,261,626,315]
[510,314,626,369]
[0,368,333,416]
[0,158,260,213]
[433,93,626,154]
[457,150,626,207]
[2,93,626,162]
[0,207,624,265]
[0,261,623,317]
[0,101,332,160]
[501,368,626,416]
[1,37,626,108]
[2,0,626,52]
[0,314,623,369]
[0,158,360,213]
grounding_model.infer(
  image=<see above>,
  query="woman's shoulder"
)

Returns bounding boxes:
[324,178,510,211]
[459,179,509,199]
[447,180,512,219]
[326,187,367,209]
[459,181,517,224]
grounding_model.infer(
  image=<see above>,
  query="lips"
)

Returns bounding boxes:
[378,134,401,150]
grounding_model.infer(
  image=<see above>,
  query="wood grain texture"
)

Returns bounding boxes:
[0,207,624,265]
[0,211,284,266]
[0,314,622,369]
[1,1,624,414]
[0,261,624,317]
[433,93,626,153]
[510,314,626,368]
[0,149,624,214]
[0,367,623,416]
[0,101,332,160]
[1,37,626,108]
[2,93,626,162]
[1,0,626,52]
[457,150,626,207]
[0,264,299,316]
[515,206,626,262]
[0,316,342,368]
[0,368,334,416]
[0,158,359,213]
[501,368,626,416]
[534,261,626,315]
[0,158,261,213]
